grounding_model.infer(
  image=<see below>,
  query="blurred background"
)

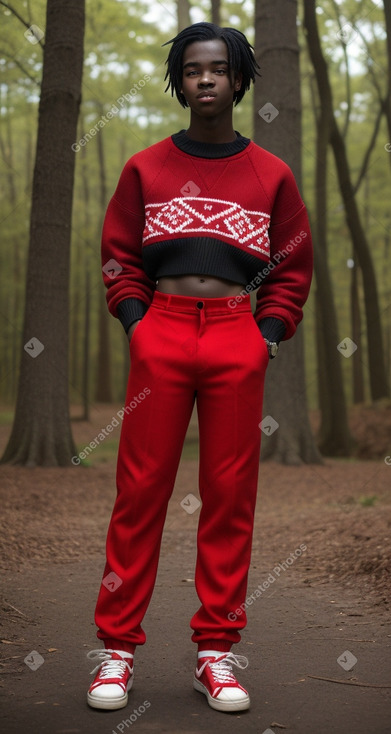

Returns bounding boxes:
[0,0,390,465]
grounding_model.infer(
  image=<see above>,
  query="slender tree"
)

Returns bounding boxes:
[350,260,365,404]
[307,67,354,454]
[94,114,113,403]
[177,0,191,32]
[1,0,85,465]
[211,0,220,26]
[304,0,389,402]
[253,0,321,464]
[383,0,391,148]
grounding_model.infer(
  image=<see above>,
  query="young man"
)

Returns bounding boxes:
[86,22,313,714]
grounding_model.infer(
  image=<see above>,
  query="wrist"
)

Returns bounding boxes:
[263,338,279,358]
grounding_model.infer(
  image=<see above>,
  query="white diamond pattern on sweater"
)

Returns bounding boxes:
[143,197,270,256]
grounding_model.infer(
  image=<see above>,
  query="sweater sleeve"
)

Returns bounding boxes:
[101,159,156,330]
[254,167,313,340]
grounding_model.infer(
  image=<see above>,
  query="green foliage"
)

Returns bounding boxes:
[357,494,378,506]
[0,0,390,414]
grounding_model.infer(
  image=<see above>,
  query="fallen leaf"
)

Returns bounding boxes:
[271,723,288,729]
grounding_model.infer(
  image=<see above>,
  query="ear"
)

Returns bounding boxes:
[234,72,242,91]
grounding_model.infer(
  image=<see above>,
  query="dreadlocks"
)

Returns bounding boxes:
[163,21,260,108]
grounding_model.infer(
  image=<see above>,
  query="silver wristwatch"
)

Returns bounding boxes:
[264,338,279,358]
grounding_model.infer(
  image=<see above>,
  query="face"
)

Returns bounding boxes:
[181,39,242,115]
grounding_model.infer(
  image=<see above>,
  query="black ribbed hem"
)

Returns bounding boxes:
[257,317,286,343]
[171,129,251,159]
[143,238,267,287]
[116,298,149,333]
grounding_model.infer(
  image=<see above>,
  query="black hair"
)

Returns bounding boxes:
[163,21,260,108]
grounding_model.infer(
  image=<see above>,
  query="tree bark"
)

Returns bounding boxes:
[253,0,321,464]
[211,0,220,26]
[304,0,389,401]
[177,0,191,32]
[383,0,391,146]
[350,261,365,404]
[79,126,92,421]
[82,265,91,421]
[94,116,113,403]
[309,60,353,454]
[1,0,85,465]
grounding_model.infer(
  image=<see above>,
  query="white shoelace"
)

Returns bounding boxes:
[87,649,133,678]
[200,652,249,683]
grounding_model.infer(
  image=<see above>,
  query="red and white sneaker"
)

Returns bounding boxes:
[87,649,134,710]
[193,652,250,712]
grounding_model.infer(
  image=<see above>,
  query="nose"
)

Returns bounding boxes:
[199,70,214,86]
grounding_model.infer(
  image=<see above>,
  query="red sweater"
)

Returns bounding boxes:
[101,131,313,340]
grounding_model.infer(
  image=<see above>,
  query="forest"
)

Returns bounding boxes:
[1,7,390,731]
[0,0,390,465]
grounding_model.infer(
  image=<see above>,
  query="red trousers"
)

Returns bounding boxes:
[95,291,269,652]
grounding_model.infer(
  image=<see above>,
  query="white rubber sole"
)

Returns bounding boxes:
[193,677,250,712]
[87,676,133,711]
[87,690,128,710]
[87,689,129,710]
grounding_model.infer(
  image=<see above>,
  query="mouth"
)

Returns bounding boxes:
[197,92,217,101]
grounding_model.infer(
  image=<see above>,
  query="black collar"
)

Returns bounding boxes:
[171,129,251,159]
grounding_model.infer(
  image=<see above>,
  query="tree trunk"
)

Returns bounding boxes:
[79,125,92,421]
[253,0,321,464]
[0,88,20,403]
[383,0,391,146]
[82,265,91,421]
[95,293,113,402]
[310,62,353,454]
[350,261,365,404]
[177,0,191,32]
[211,0,220,26]
[94,118,113,403]
[1,0,85,465]
[70,267,80,392]
[304,0,389,401]
[384,227,391,379]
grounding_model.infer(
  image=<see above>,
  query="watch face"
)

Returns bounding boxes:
[264,338,279,357]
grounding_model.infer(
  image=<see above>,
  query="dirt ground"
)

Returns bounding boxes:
[0,402,390,599]
[0,404,390,733]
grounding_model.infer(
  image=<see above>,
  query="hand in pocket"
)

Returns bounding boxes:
[127,320,141,343]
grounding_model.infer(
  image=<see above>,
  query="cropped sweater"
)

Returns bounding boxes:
[101,130,313,341]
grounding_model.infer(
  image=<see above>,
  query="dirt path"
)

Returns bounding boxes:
[0,408,390,732]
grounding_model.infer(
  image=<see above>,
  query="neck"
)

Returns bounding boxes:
[185,113,237,144]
